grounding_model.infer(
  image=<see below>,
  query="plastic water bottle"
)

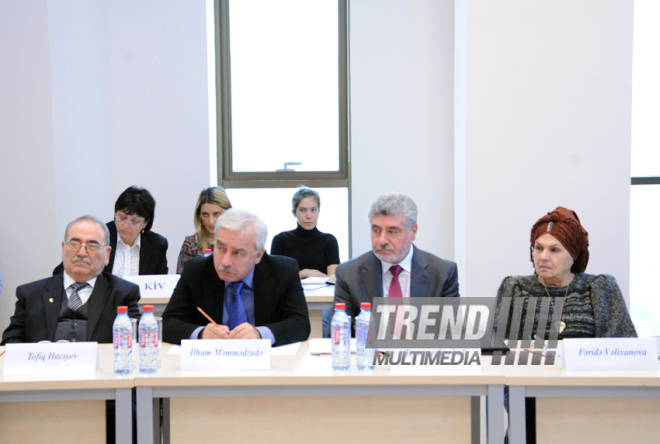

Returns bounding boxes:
[113,306,133,375]
[139,305,159,374]
[356,302,375,371]
[331,303,350,371]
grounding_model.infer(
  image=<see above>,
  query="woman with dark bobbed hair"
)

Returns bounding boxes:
[176,186,232,274]
[54,186,168,276]
[271,187,339,279]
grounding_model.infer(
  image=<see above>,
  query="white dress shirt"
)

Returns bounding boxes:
[112,233,141,277]
[379,246,414,298]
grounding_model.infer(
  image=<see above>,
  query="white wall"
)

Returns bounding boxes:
[458,0,634,299]
[0,0,210,332]
[0,1,59,332]
[349,0,457,263]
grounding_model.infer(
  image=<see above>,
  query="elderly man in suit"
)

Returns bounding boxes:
[2,215,140,345]
[163,208,310,346]
[333,193,459,324]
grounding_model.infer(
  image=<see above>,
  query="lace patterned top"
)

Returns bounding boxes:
[111,234,141,277]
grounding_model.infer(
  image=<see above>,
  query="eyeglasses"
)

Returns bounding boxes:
[115,214,145,227]
[65,240,107,252]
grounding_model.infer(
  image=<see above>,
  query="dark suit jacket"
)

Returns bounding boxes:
[53,221,169,276]
[1,272,141,344]
[334,245,460,319]
[162,253,310,346]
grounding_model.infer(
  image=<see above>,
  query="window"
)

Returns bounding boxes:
[212,0,350,262]
[630,0,660,338]
[215,0,349,187]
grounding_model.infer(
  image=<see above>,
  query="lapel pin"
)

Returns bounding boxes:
[49,298,53,303]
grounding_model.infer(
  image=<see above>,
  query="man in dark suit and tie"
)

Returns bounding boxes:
[333,192,460,323]
[163,208,310,346]
[2,215,141,344]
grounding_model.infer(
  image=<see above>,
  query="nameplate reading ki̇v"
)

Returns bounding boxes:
[563,338,658,371]
[181,339,271,371]
[124,274,181,299]
[3,342,98,375]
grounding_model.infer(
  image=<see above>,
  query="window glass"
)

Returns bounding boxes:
[629,185,660,338]
[228,0,339,173]
[631,0,660,177]
[226,187,349,266]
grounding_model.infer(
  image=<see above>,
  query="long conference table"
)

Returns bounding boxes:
[1,343,660,443]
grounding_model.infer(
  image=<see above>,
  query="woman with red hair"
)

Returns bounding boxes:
[494,206,636,340]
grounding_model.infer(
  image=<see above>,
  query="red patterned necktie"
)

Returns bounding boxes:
[389,265,403,298]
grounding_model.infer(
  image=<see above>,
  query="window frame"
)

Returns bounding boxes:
[214,0,350,189]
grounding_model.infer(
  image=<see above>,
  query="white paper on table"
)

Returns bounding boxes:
[308,338,356,355]
[168,345,182,356]
[301,277,329,285]
[271,342,300,356]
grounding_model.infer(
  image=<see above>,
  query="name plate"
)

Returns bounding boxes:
[180,339,271,371]
[3,342,98,376]
[386,349,482,374]
[563,338,659,371]
[124,274,180,299]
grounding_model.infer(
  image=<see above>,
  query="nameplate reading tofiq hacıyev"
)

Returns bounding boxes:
[563,338,659,371]
[180,339,271,371]
[3,342,98,375]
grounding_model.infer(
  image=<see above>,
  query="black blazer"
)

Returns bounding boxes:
[162,253,310,346]
[53,221,168,276]
[1,272,141,344]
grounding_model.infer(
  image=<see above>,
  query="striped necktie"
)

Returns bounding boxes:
[68,282,88,312]
[227,281,247,330]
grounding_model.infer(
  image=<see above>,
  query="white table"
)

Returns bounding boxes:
[0,344,134,444]
[504,355,660,443]
[135,343,506,444]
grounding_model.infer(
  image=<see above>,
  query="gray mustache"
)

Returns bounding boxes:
[72,256,92,266]
[217,265,237,274]
[375,245,395,252]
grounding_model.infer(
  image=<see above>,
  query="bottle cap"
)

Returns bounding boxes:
[335,303,346,310]
[203,249,212,254]
[143,305,154,312]
[117,306,128,314]
[360,302,371,310]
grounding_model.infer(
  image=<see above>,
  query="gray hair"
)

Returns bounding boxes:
[368,193,418,229]
[64,215,111,246]
[291,186,320,214]
[215,208,268,252]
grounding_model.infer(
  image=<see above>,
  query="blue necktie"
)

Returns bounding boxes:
[227,281,247,330]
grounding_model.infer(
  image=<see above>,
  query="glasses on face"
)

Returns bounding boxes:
[115,214,145,227]
[65,240,107,253]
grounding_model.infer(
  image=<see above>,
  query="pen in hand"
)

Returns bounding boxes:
[197,307,230,336]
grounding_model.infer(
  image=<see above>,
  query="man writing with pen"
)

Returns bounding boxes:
[162,209,310,346]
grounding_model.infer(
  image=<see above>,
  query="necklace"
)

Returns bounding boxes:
[540,278,571,334]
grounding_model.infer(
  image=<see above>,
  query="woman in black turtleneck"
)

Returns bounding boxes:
[271,187,340,279]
